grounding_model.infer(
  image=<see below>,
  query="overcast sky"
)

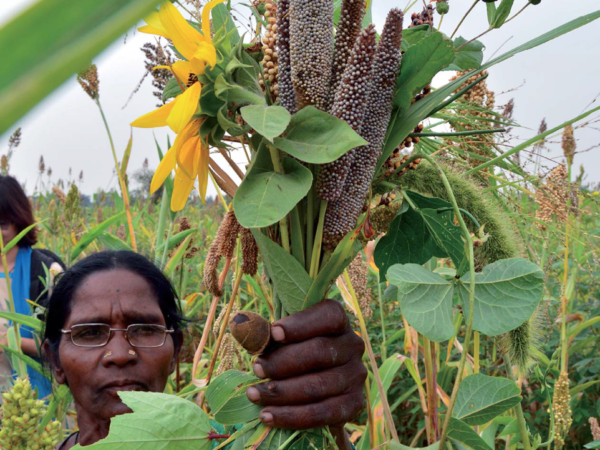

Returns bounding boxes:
[1,0,599,197]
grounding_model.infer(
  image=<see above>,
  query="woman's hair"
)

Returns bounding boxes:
[44,251,185,358]
[0,175,37,246]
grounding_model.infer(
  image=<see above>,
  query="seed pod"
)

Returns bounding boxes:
[229,311,271,355]
[276,0,296,113]
[317,25,378,202]
[289,0,334,111]
[436,1,449,14]
[329,0,366,106]
[323,9,404,247]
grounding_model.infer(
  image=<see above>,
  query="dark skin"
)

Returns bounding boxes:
[46,270,366,449]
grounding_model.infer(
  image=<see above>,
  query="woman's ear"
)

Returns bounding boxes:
[42,340,67,385]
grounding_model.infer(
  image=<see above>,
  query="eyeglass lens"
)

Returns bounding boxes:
[70,324,168,347]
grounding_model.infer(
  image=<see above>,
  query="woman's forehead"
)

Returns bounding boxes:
[66,269,164,324]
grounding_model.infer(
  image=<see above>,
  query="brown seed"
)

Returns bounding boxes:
[229,311,271,355]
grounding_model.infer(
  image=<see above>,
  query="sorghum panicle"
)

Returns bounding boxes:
[561,124,576,166]
[317,25,378,202]
[553,372,573,449]
[77,64,100,100]
[323,9,404,247]
[260,0,280,101]
[329,0,366,107]
[289,0,334,111]
[276,0,296,113]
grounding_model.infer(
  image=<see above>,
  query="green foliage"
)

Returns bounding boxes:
[447,37,485,72]
[241,105,291,141]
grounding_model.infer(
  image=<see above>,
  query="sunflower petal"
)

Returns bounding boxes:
[202,0,226,43]
[138,25,171,40]
[192,42,217,71]
[171,60,194,86]
[131,99,176,128]
[171,170,196,211]
[150,145,176,193]
[159,2,205,61]
[197,140,210,204]
[176,135,200,179]
[167,82,201,133]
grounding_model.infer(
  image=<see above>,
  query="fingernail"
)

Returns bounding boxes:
[253,363,266,379]
[271,325,285,342]
[260,412,273,424]
[246,387,260,402]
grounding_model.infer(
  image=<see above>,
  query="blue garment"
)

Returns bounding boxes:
[5,246,52,398]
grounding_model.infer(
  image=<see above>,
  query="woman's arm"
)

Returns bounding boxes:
[245,300,366,448]
[21,337,39,357]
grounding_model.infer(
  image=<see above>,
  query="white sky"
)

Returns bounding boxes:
[1,0,599,197]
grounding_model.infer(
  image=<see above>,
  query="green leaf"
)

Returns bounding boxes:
[288,430,325,450]
[71,212,125,261]
[97,233,132,251]
[73,391,212,449]
[241,105,291,141]
[453,374,522,425]
[390,441,439,450]
[251,231,313,315]
[585,441,600,449]
[120,131,133,178]
[486,2,497,26]
[457,258,544,336]
[207,370,259,414]
[387,264,455,342]
[305,229,362,309]
[0,0,163,135]
[370,354,403,407]
[394,32,455,111]
[273,106,367,164]
[379,10,600,174]
[214,74,266,106]
[0,344,44,376]
[234,143,312,228]
[163,235,192,278]
[447,417,493,450]
[446,37,484,72]
[374,204,441,282]
[492,0,515,29]
[3,222,41,254]
[156,228,197,254]
[570,379,600,396]
[212,3,241,47]
[215,393,263,426]
[162,76,183,102]
[401,25,433,51]
[0,311,43,332]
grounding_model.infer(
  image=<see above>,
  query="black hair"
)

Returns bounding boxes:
[0,175,38,246]
[43,251,185,358]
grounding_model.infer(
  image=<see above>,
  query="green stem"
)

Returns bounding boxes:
[306,169,316,271]
[408,128,505,138]
[434,207,482,229]
[309,200,327,279]
[344,269,399,443]
[377,272,387,362]
[451,0,479,38]
[268,145,291,253]
[161,221,173,268]
[0,236,26,377]
[504,353,532,450]
[155,187,170,259]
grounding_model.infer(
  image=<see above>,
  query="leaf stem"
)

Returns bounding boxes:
[309,200,327,279]
[409,128,505,138]
[268,145,291,253]
[451,0,479,38]
[343,269,399,443]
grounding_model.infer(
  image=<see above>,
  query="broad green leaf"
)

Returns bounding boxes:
[458,258,544,336]
[212,3,241,47]
[234,144,312,228]
[379,10,600,174]
[394,32,455,111]
[370,354,403,407]
[374,204,442,282]
[447,417,493,450]
[156,228,197,254]
[570,379,600,396]
[252,231,313,315]
[241,105,291,141]
[200,84,225,117]
[74,391,212,449]
[0,0,163,135]
[453,374,522,425]
[585,441,600,449]
[0,311,42,332]
[387,264,455,342]
[492,0,515,29]
[288,430,325,450]
[486,3,497,26]
[214,74,266,106]
[401,25,432,51]
[206,370,259,415]
[446,37,484,72]
[273,106,367,164]
[71,211,125,260]
[214,393,263,426]
[480,422,500,448]
[97,233,132,252]
[305,228,362,308]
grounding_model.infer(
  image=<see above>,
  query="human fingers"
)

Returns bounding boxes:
[253,329,364,380]
[270,299,348,344]
[247,362,367,406]
[257,390,365,430]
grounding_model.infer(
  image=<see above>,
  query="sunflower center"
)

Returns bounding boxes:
[187,73,199,88]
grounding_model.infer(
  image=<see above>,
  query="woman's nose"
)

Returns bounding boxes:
[101,332,137,367]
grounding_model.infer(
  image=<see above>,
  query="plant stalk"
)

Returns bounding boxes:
[504,353,532,450]
[267,145,291,252]
[423,336,439,444]
[309,200,327,279]
[343,269,399,443]
[377,272,387,362]
[451,0,479,38]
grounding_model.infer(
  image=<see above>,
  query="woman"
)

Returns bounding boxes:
[43,251,366,449]
[0,175,65,396]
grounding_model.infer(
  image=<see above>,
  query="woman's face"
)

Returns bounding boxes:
[0,220,17,246]
[53,268,177,421]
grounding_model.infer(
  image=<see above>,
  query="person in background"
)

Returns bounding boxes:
[0,175,65,398]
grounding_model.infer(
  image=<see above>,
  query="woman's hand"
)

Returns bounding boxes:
[245,299,366,436]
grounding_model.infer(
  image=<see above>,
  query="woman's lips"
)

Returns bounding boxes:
[102,380,146,393]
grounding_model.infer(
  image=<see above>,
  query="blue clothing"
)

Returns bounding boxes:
[3,246,52,398]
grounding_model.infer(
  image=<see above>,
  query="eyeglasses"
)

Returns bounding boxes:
[0,221,11,231]
[61,323,174,348]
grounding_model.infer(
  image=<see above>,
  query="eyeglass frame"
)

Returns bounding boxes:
[61,323,175,348]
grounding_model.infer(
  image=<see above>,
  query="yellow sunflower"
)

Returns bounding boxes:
[131,0,224,210]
